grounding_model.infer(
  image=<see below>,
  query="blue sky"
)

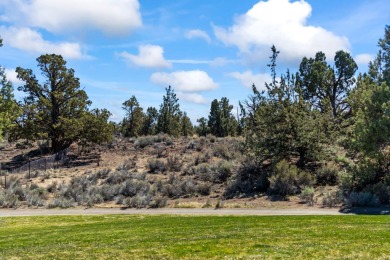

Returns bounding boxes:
[0,0,389,123]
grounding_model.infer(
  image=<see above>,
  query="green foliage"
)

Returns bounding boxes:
[246,73,327,167]
[224,157,269,198]
[134,135,158,148]
[322,191,343,207]
[208,97,238,137]
[180,112,193,136]
[0,67,20,141]
[268,160,314,197]
[79,108,114,146]
[350,75,390,157]
[369,25,390,85]
[13,54,113,151]
[239,84,265,132]
[364,182,390,205]
[315,162,339,186]
[242,47,329,167]
[157,86,182,136]
[15,54,91,151]
[347,191,380,207]
[0,37,20,141]
[345,159,381,192]
[378,25,390,85]
[345,74,390,194]
[299,186,315,206]
[195,117,210,136]
[141,107,158,136]
[213,160,233,183]
[298,50,357,118]
[122,95,144,137]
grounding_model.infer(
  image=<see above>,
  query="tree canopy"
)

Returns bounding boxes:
[157,86,182,136]
[15,54,112,151]
[0,36,20,141]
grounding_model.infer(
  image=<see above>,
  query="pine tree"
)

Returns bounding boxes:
[208,99,221,136]
[196,117,209,136]
[180,112,193,136]
[0,37,20,141]
[142,107,158,136]
[369,25,390,86]
[122,95,144,137]
[208,98,237,137]
[157,86,182,136]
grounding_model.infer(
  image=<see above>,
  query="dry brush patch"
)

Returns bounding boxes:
[2,135,378,209]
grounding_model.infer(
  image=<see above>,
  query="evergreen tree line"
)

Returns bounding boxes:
[120,89,239,138]
[1,26,390,199]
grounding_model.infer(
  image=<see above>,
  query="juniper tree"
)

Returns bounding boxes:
[245,46,326,167]
[298,50,357,119]
[16,54,91,152]
[80,108,114,147]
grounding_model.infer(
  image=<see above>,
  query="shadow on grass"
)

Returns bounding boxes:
[339,207,390,215]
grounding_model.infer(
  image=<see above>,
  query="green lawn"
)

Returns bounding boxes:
[0,215,389,259]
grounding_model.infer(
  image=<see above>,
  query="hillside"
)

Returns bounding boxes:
[0,135,343,209]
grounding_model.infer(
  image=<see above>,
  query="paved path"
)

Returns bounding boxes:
[0,208,350,217]
[1,207,389,217]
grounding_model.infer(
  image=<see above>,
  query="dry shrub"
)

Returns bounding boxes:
[166,155,183,172]
[268,160,314,197]
[147,159,167,174]
[224,157,269,199]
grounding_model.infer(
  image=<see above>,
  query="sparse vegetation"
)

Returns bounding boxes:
[322,191,343,208]
[299,186,315,206]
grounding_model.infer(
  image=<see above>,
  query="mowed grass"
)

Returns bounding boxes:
[0,215,389,259]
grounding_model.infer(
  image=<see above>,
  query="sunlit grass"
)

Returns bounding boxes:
[0,215,389,259]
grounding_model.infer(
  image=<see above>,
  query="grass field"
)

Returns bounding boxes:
[0,215,389,259]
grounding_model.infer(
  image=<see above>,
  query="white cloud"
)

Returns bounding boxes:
[354,53,374,66]
[214,0,350,63]
[168,57,237,67]
[1,0,142,36]
[5,68,25,86]
[210,57,237,67]
[120,45,171,69]
[0,26,84,59]
[169,59,211,65]
[186,29,211,43]
[229,71,271,89]
[150,70,218,92]
[177,92,208,104]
